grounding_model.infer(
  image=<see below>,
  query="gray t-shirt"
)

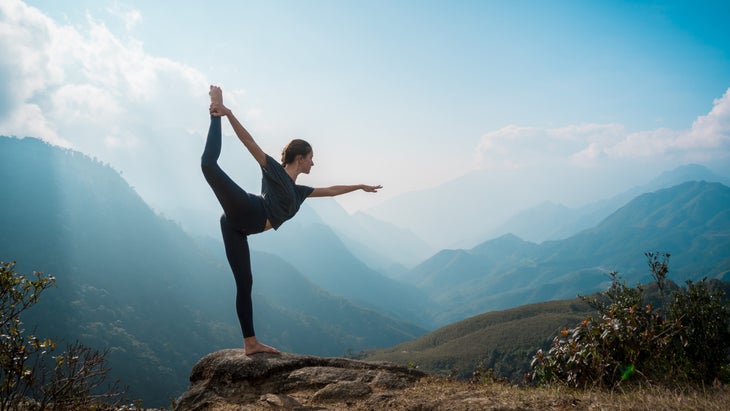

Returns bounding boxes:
[261,155,314,229]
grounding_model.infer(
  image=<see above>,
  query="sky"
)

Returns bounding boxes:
[1,0,730,219]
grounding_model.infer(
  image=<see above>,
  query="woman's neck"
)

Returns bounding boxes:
[284,164,299,182]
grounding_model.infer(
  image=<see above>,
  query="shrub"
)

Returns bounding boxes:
[531,252,730,388]
[668,278,730,384]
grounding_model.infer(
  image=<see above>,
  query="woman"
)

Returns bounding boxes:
[202,85,381,355]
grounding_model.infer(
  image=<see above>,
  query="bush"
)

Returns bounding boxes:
[531,252,730,388]
[0,261,128,410]
[668,278,730,384]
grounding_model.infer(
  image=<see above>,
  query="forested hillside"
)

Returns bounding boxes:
[363,298,595,379]
[364,278,730,383]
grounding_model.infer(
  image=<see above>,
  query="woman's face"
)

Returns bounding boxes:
[300,151,314,174]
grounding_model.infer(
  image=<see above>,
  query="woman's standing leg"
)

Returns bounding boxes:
[219,215,255,338]
[219,217,278,354]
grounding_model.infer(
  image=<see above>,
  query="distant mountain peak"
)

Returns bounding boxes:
[648,164,729,187]
[598,180,730,230]
[474,233,529,248]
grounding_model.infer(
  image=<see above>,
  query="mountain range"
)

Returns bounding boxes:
[249,211,438,328]
[245,160,730,328]
[366,162,730,250]
[491,164,730,243]
[2,135,729,405]
[399,180,730,325]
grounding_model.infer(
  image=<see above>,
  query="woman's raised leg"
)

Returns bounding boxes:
[201,116,241,205]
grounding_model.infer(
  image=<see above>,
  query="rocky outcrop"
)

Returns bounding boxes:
[174,350,427,410]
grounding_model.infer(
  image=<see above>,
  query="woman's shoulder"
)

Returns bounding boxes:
[261,155,292,187]
[262,154,284,172]
[263,154,276,167]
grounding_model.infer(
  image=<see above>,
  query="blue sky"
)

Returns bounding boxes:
[2,0,729,217]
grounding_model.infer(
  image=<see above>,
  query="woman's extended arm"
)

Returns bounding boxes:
[309,184,382,197]
[210,102,267,169]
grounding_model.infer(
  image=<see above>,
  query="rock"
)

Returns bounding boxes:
[174,350,427,410]
[312,380,371,402]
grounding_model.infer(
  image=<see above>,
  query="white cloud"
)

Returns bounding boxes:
[0,103,70,147]
[475,124,621,170]
[476,87,730,170]
[603,127,679,159]
[0,0,212,213]
[601,90,730,162]
[0,1,63,104]
[683,88,730,151]
[0,0,209,136]
[49,84,122,125]
[570,142,603,166]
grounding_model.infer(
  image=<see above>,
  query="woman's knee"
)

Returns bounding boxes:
[219,214,229,228]
[201,156,217,172]
[201,160,225,186]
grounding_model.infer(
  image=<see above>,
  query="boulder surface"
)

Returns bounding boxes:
[174,350,427,410]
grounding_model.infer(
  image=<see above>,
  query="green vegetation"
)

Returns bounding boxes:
[360,298,596,381]
[1,261,131,410]
[364,252,730,392]
[532,252,730,388]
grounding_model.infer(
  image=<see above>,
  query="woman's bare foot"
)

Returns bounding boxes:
[208,86,229,117]
[244,336,280,355]
[209,85,223,105]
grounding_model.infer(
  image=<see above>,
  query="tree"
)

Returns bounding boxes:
[1,261,56,409]
[0,261,127,410]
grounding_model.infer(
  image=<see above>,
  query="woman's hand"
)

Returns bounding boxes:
[209,102,231,117]
[310,184,382,197]
[361,184,382,193]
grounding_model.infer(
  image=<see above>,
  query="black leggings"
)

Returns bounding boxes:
[201,116,267,338]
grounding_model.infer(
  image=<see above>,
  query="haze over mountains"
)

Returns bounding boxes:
[492,164,730,243]
[366,163,730,250]
[2,135,729,406]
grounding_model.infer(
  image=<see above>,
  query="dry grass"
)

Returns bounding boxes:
[354,376,730,411]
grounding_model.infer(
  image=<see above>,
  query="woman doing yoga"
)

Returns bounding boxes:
[202,86,382,355]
